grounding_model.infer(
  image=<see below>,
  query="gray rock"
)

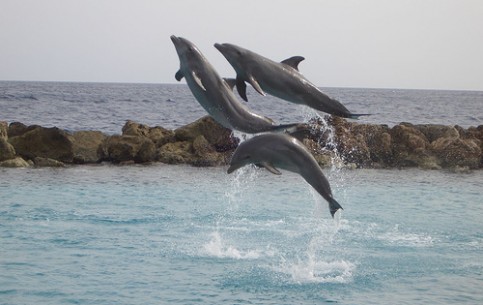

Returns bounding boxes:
[0,157,31,168]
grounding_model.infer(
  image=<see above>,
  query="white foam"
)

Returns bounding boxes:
[202,231,270,260]
[379,225,434,247]
[275,257,355,284]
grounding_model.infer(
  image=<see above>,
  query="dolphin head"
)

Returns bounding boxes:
[227,141,257,174]
[171,35,206,63]
[214,43,248,72]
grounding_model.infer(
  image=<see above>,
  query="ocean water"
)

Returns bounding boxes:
[0,165,482,304]
[0,81,482,304]
[0,81,482,133]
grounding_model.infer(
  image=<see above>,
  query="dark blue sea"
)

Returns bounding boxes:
[1,81,482,304]
[1,81,482,133]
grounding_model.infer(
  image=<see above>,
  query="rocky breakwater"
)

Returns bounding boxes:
[0,116,481,170]
[304,116,482,170]
[0,116,238,168]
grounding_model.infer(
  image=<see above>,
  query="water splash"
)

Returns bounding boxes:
[266,185,354,284]
[202,231,268,260]
[271,219,354,284]
[378,224,434,247]
[300,107,345,170]
[275,256,355,284]
[300,107,349,213]
[224,162,261,208]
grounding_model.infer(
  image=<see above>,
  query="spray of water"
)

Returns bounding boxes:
[203,108,355,283]
[300,106,345,170]
[202,231,264,259]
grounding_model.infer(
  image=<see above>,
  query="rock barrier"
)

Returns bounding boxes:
[0,116,481,170]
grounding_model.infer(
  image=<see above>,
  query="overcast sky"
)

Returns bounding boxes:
[1,0,482,90]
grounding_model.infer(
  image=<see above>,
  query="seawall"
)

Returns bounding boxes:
[1,116,481,170]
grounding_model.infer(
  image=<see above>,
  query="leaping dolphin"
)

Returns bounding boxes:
[227,133,343,217]
[171,36,301,134]
[214,43,367,119]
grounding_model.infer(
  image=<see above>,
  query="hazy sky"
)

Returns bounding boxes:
[1,0,482,90]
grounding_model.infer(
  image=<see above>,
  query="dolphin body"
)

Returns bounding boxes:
[214,43,367,119]
[171,36,300,134]
[227,133,343,217]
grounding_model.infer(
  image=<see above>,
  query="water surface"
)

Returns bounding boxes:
[1,165,481,304]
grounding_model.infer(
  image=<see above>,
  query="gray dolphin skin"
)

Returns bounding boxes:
[171,36,300,134]
[227,133,343,217]
[214,43,367,119]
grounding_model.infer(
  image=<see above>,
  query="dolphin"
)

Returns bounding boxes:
[171,36,301,134]
[227,133,343,217]
[214,43,367,119]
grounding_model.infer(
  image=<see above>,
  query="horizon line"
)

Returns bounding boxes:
[1,79,482,92]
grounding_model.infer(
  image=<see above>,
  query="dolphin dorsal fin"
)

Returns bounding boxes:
[175,70,184,81]
[236,76,248,102]
[281,56,305,71]
[223,78,237,90]
[248,75,266,97]
[261,162,282,175]
[192,71,206,91]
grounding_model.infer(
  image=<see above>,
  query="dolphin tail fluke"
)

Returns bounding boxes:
[328,197,343,218]
[349,113,371,120]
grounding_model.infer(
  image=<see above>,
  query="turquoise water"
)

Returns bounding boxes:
[1,165,482,304]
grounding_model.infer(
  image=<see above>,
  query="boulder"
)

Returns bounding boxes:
[0,157,31,168]
[72,131,107,164]
[7,122,29,138]
[0,121,8,140]
[0,138,16,161]
[156,141,193,164]
[192,135,227,166]
[459,125,483,150]
[415,124,460,143]
[390,123,430,167]
[347,123,393,167]
[430,137,481,169]
[33,157,65,167]
[136,139,157,163]
[8,126,74,163]
[1,121,16,162]
[98,135,156,163]
[175,116,238,152]
[122,120,175,147]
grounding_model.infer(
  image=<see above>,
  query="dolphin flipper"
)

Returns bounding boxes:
[175,70,184,81]
[328,197,343,218]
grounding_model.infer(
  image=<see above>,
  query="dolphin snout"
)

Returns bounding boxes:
[170,35,180,45]
[214,43,229,54]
